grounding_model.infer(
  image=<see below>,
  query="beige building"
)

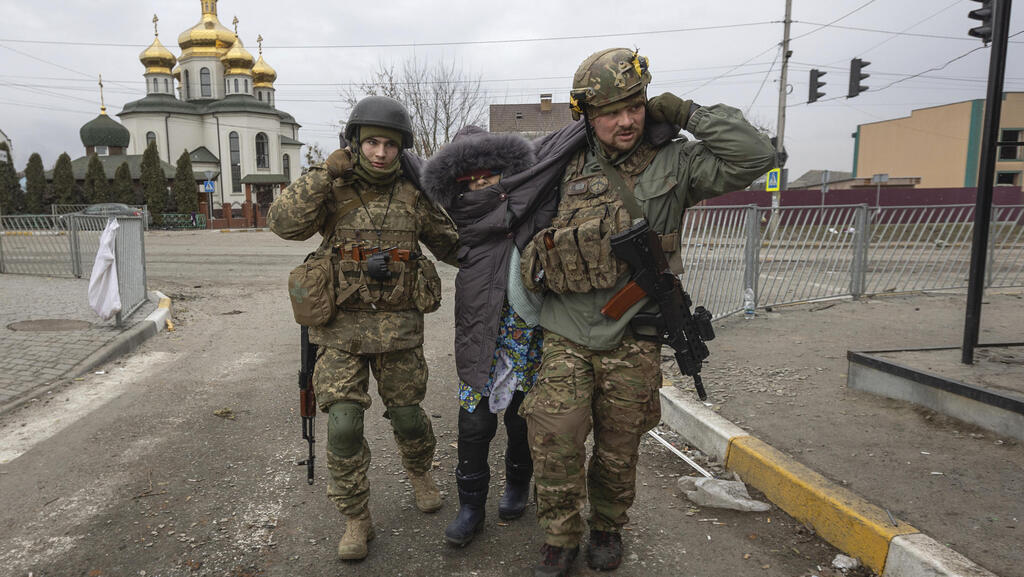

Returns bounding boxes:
[853,92,1024,190]
[490,94,574,139]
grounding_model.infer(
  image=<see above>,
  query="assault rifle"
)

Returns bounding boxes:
[297,326,317,484]
[601,219,715,400]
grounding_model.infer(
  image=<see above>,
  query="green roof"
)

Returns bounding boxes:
[80,113,130,148]
[189,146,219,163]
[241,173,287,184]
[44,153,175,181]
[281,135,304,146]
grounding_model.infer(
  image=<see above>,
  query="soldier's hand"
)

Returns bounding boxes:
[326,148,355,179]
[647,93,695,128]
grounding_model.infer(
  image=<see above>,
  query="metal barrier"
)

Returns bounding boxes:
[0,213,148,325]
[680,204,1024,320]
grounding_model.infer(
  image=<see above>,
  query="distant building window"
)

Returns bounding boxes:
[283,153,291,181]
[234,78,239,93]
[200,67,211,97]
[184,70,191,99]
[95,145,109,156]
[258,92,263,101]
[230,131,241,193]
[146,131,157,148]
[255,132,269,169]
[244,79,248,93]
[164,78,169,92]
[152,78,159,93]
[999,129,1022,161]
[996,171,1020,186]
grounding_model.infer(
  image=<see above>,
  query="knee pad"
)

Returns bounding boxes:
[327,402,364,458]
[388,404,429,441]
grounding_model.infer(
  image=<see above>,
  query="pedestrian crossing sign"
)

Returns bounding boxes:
[203,180,215,193]
[766,168,781,192]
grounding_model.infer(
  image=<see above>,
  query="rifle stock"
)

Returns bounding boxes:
[298,326,317,484]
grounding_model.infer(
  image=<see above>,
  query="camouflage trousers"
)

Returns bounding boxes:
[313,345,436,516]
[519,332,662,548]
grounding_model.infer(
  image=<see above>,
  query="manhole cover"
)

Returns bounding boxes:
[7,319,93,331]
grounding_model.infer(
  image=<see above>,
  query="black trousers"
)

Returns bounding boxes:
[456,390,531,479]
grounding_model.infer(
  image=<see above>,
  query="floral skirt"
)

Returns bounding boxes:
[458,301,543,413]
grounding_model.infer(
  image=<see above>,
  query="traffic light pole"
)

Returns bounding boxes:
[770,0,792,240]
[962,0,1012,364]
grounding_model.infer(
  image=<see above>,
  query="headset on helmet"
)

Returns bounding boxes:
[569,48,651,121]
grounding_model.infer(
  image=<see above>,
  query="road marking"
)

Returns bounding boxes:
[0,351,171,464]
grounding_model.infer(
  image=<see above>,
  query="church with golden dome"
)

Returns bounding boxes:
[119,0,301,222]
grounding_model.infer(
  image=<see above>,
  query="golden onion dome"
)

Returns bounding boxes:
[221,36,254,76]
[140,15,176,75]
[252,36,276,87]
[177,1,236,59]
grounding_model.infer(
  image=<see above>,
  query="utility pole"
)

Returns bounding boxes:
[770,0,793,238]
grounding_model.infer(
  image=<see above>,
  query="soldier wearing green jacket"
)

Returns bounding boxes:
[519,48,777,577]
[268,96,459,561]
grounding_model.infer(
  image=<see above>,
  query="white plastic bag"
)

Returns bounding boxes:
[88,218,122,321]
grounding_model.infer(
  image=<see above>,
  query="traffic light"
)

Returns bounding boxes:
[847,58,870,98]
[968,0,993,44]
[808,69,827,103]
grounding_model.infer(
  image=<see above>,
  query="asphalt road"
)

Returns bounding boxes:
[0,230,869,577]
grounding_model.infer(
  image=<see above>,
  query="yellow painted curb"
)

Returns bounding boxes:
[725,436,918,574]
[158,297,171,309]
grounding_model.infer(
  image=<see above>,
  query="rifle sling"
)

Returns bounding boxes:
[593,153,644,221]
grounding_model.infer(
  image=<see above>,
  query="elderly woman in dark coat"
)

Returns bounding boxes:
[422,123,584,547]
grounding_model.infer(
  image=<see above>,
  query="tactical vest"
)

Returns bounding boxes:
[523,142,683,294]
[316,177,432,312]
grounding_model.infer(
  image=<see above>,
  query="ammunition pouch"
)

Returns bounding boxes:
[521,217,628,295]
[411,256,442,313]
[287,252,337,326]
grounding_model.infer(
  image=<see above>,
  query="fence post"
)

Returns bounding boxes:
[849,204,870,297]
[986,206,997,288]
[69,214,82,278]
[743,205,760,306]
[0,215,6,274]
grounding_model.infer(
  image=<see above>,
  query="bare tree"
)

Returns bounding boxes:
[303,143,326,173]
[341,57,487,158]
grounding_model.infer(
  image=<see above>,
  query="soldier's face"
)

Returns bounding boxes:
[360,136,400,169]
[590,101,646,153]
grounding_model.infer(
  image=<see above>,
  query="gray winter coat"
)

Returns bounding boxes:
[422,122,586,391]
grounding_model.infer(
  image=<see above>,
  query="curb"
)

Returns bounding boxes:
[65,290,172,379]
[659,385,998,577]
[218,228,269,233]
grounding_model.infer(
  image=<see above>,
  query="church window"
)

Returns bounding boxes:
[95,145,109,156]
[230,132,241,193]
[146,131,157,148]
[234,78,239,93]
[256,133,269,169]
[244,79,249,93]
[201,67,211,97]
[283,154,291,181]
[258,92,263,101]
[184,70,191,99]
[152,78,159,93]
[164,78,169,93]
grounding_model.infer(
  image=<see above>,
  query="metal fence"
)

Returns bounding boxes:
[680,204,1024,320]
[0,214,148,325]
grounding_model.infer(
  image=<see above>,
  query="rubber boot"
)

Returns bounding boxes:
[498,458,533,520]
[407,469,442,513]
[444,469,489,547]
[337,510,375,561]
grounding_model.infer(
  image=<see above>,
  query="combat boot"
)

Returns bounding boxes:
[585,529,623,571]
[534,543,579,577]
[337,510,375,561]
[444,469,488,547]
[498,458,532,520]
[407,469,442,513]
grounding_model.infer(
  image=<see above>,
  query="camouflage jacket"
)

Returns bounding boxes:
[540,104,777,350]
[269,156,459,354]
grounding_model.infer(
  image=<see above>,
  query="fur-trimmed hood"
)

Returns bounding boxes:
[421,126,537,210]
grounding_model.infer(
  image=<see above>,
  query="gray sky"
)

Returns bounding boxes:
[1,0,1022,181]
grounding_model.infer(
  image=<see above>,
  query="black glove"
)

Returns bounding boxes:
[647,93,696,128]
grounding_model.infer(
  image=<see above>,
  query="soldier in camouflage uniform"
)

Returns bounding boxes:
[268,96,459,561]
[519,48,776,576]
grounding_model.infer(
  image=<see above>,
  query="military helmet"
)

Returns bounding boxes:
[343,95,415,149]
[569,48,651,121]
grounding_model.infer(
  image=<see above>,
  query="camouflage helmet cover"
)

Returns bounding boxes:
[569,47,651,120]
[343,95,415,149]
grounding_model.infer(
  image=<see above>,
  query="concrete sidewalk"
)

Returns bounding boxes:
[0,274,170,415]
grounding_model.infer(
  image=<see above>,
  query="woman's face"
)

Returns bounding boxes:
[467,173,501,191]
